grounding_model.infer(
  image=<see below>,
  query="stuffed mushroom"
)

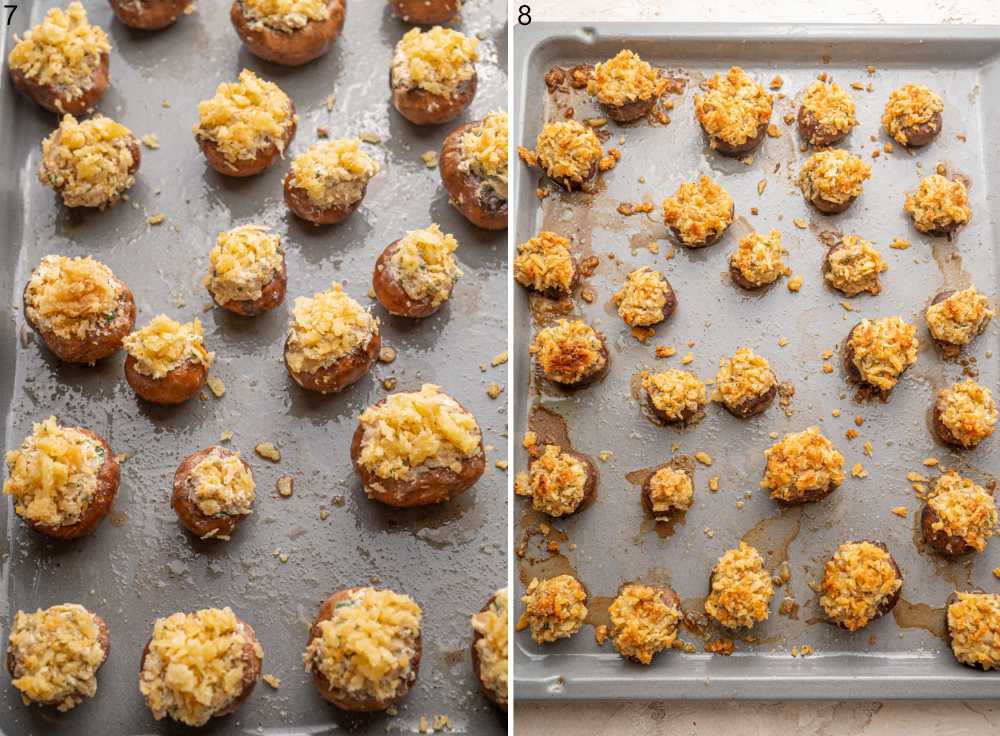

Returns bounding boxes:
[530,319,609,389]
[519,120,604,192]
[613,266,676,329]
[823,234,887,297]
[204,225,287,316]
[715,347,778,418]
[586,49,667,123]
[642,369,708,426]
[925,287,993,354]
[820,541,902,631]
[761,426,844,504]
[797,80,858,146]
[515,444,597,518]
[372,224,461,318]
[283,138,379,225]
[123,315,214,405]
[921,471,996,557]
[517,574,588,644]
[513,231,579,299]
[440,111,508,229]
[882,84,944,147]
[728,229,789,290]
[798,148,871,214]
[110,0,191,30]
[661,175,734,248]
[609,583,682,664]
[947,592,1000,670]
[842,316,919,396]
[933,379,997,450]
[172,447,256,541]
[904,173,971,237]
[694,66,772,156]
[470,588,507,710]
[390,26,478,125]
[640,460,694,519]
[231,0,345,66]
[705,543,774,630]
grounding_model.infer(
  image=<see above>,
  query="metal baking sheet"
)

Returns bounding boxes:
[513,22,1000,700]
[0,1,508,733]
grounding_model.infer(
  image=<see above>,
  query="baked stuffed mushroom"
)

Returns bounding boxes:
[8,2,109,114]
[204,225,287,316]
[390,26,478,125]
[761,426,844,504]
[715,347,777,418]
[613,266,676,329]
[284,282,379,394]
[513,231,579,299]
[798,80,858,146]
[798,149,871,214]
[110,0,191,30]
[231,0,345,66]
[440,111,507,229]
[842,316,919,396]
[921,471,996,557]
[139,607,262,726]
[947,592,1000,670]
[882,84,944,147]
[4,416,119,540]
[904,174,971,237]
[515,444,597,518]
[609,583,682,664]
[820,541,902,631]
[694,66,772,156]
[640,460,693,519]
[587,49,667,123]
[925,287,993,354]
[642,369,708,426]
[470,588,507,710]
[517,574,588,644]
[284,138,380,225]
[6,603,109,711]
[123,315,213,404]
[304,587,422,712]
[372,224,461,318]
[172,447,255,541]
[530,319,609,389]
[823,234,887,297]
[38,115,139,209]
[390,0,460,24]
[520,120,604,192]
[194,69,297,178]
[705,542,774,630]
[729,229,789,290]
[23,255,136,364]
[351,384,485,506]
[661,175,734,248]
[933,379,997,450]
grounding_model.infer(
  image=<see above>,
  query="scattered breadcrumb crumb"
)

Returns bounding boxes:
[595,625,608,645]
[219,430,233,443]
[695,451,712,466]
[382,377,397,391]
[680,352,694,365]
[655,345,676,359]
[491,351,508,367]
[854,416,864,426]
[907,472,927,483]
[495,459,508,470]
[276,476,293,497]
[523,431,537,449]
[891,506,908,517]
[769,75,783,90]
[709,476,720,492]
[487,382,503,399]
[767,123,782,138]
[319,509,330,520]
[325,94,335,112]
[787,275,803,292]
[923,457,939,467]
[993,568,1000,580]
[822,363,833,374]
[793,218,807,229]
[598,450,614,462]
[778,336,789,347]
[147,213,165,225]
[316,126,329,138]
[421,151,438,168]
[832,408,841,417]
[141,133,160,149]
[378,346,396,363]
[783,112,796,125]
[851,463,868,478]
[359,131,380,144]
[871,149,880,158]
[863,441,873,457]
[161,99,171,108]
[889,238,910,250]
[255,442,281,462]
[704,527,715,538]
[262,674,281,689]
[757,179,767,195]
[846,428,858,440]
[706,638,734,655]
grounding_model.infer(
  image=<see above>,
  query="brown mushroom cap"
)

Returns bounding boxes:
[439,121,507,230]
[171,446,254,540]
[283,331,379,395]
[124,356,209,405]
[110,0,190,30]
[392,73,478,126]
[10,53,109,115]
[230,0,345,66]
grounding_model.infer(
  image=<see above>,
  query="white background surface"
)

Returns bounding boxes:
[514,0,1000,733]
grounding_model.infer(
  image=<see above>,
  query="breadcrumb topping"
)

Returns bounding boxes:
[609,584,681,663]
[241,0,329,33]
[761,426,844,502]
[882,84,944,145]
[517,575,587,644]
[461,111,508,198]
[662,176,734,247]
[38,115,136,208]
[388,224,462,308]
[513,231,576,295]
[123,315,213,379]
[800,80,857,138]
[392,26,478,98]
[205,225,283,306]
[643,369,707,421]
[937,379,997,448]
[705,543,774,629]
[531,320,606,384]
[517,445,588,517]
[285,283,377,374]
[927,471,996,553]
[799,149,871,205]
[533,121,602,186]
[730,229,788,287]
[614,267,671,327]
[646,465,693,516]
[25,255,119,340]
[716,347,776,409]
[948,592,1000,669]
[694,66,773,147]
[846,316,918,391]
[926,287,993,346]
[904,174,971,233]
[587,49,665,107]
[820,542,900,631]
[288,138,379,208]
[825,235,886,296]
[190,450,255,518]
[471,589,507,708]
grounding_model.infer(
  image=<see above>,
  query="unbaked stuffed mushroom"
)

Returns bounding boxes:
[661,175,734,248]
[798,148,871,214]
[38,115,139,209]
[513,231,579,298]
[110,0,191,30]
[372,224,462,318]
[728,229,789,290]
[6,603,109,711]
[761,426,844,504]
[390,26,478,125]
[470,588,507,710]
[587,49,667,123]
[904,173,971,237]
[4,416,119,540]
[139,607,262,726]
[820,541,902,631]
[517,574,588,644]
[705,542,774,630]
[715,347,777,418]
[194,69,297,178]
[23,255,136,364]
[284,138,380,225]
[823,234,887,297]
[921,471,996,557]
[842,316,918,396]
[515,444,597,518]
[947,592,1000,670]
[519,120,604,192]
[123,315,213,404]
[640,460,694,519]
[609,583,682,664]
[797,80,858,146]
[882,84,944,147]
[642,369,707,426]
[390,0,460,24]
[694,66,773,156]
[8,2,109,114]
[933,379,997,450]
[204,225,287,316]
[283,282,379,394]
[531,319,609,389]
[304,587,422,712]
[351,384,485,507]
[231,0,345,66]
[172,447,255,541]
[925,286,993,354]
[613,266,676,329]
[440,111,508,229]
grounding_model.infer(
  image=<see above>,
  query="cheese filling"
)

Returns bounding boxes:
[925,287,993,346]
[517,575,587,643]
[730,229,788,286]
[517,444,588,517]
[241,0,330,33]
[820,542,900,631]
[614,267,671,327]
[662,176,734,246]
[609,584,681,664]
[948,592,1000,670]
[761,426,844,502]
[799,149,872,205]
[39,114,136,209]
[513,231,576,294]
[190,450,255,518]
[470,589,508,707]
[643,369,707,421]
[288,138,379,209]
[705,543,774,629]
[391,26,478,98]
[285,283,377,374]
[460,111,508,198]
[25,255,120,340]
[825,235,886,296]
[205,225,283,305]
[694,66,773,147]
[123,315,213,379]
[387,224,462,308]
[587,49,666,107]
[847,316,918,391]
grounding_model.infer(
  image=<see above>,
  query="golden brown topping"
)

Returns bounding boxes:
[646,465,693,516]
[694,66,773,147]
[927,471,996,553]
[608,584,681,664]
[882,84,944,145]
[38,115,136,208]
[799,149,872,205]
[357,384,482,481]
[517,445,587,517]
[8,603,105,711]
[926,287,993,346]
[461,111,508,197]
[391,26,478,97]
[205,225,283,305]
[533,121,602,186]
[613,267,671,327]
[388,224,462,308]
[948,592,1000,669]
[825,235,886,296]
[241,0,330,32]
[288,139,380,208]
[729,230,788,286]
[761,426,844,502]
[800,81,858,136]
[531,320,606,384]
[517,575,587,643]
[123,315,213,379]
[471,589,508,707]
[662,176,734,246]
[937,379,997,448]
[285,283,377,374]
[587,50,665,107]
[190,450,255,518]
[705,543,774,629]
[24,255,119,340]
[643,369,707,421]
[715,347,776,408]
[904,174,971,233]
[846,316,918,391]
[820,542,900,631]
[513,231,576,294]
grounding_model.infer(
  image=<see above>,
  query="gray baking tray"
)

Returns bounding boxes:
[513,22,1000,700]
[0,1,507,733]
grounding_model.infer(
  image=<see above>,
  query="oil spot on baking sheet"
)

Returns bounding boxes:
[584,594,612,629]
[931,239,971,291]
[892,598,946,640]
[740,506,803,570]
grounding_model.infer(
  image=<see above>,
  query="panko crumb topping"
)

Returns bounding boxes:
[388,224,462,308]
[8,2,109,99]
[716,347,776,409]
[241,0,330,33]
[609,584,681,664]
[123,315,213,379]
[461,111,508,198]
[392,26,478,98]
[517,445,587,517]
[289,138,379,208]
[587,49,666,107]
[882,84,944,145]
[705,543,774,629]
[205,225,283,306]
[140,607,258,727]
[730,229,789,286]
[926,287,993,346]
[643,369,707,421]
[357,384,482,481]
[761,426,844,503]
[39,114,136,209]
[927,471,996,553]
[800,80,858,137]
[25,255,119,340]
[694,66,773,147]
[937,379,997,448]
[190,450,255,518]
[646,465,693,516]
[517,575,588,644]
[613,267,671,327]
[304,589,422,705]
[662,176,734,247]
[194,70,295,164]
[470,589,508,708]
[531,320,606,385]
[513,231,576,294]
[532,120,602,186]
[4,417,103,529]
[904,174,971,233]
[825,235,887,297]
[846,316,918,391]
[285,283,377,374]
[820,542,900,631]
[8,604,105,711]
[948,592,1000,670]
[799,149,872,205]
